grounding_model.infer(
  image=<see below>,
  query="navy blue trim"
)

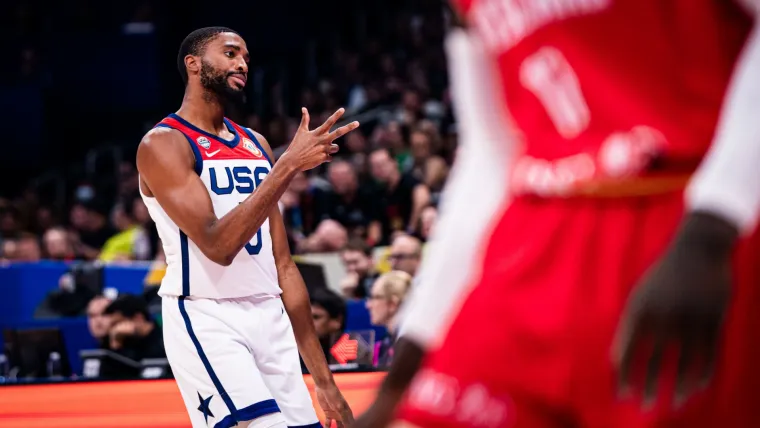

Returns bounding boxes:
[168,113,240,149]
[289,423,322,428]
[179,297,241,423]
[214,399,281,428]
[156,123,203,175]
[242,127,273,166]
[180,232,190,296]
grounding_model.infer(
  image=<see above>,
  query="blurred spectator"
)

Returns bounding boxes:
[338,238,378,299]
[13,232,41,262]
[34,263,104,318]
[42,227,75,260]
[387,234,422,277]
[87,294,114,347]
[365,271,413,367]
[418,205,438,242]
[280,171,318,251]
[99,194,151,262]
[369,148,431,243]
[297,219,349,254]
[102,294,165,377]
[306,287,346,369]
[314,160,381,244]
[69,199,116,260]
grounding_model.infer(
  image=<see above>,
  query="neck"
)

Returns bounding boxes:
[176,87,226,133]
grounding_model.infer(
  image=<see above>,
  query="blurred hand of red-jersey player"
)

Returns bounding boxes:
[613,212,737,409]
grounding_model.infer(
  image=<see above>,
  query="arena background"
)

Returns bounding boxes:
[0,0,455,426]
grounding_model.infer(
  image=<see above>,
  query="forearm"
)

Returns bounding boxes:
[279,261,335,386]
[205,160,298,264]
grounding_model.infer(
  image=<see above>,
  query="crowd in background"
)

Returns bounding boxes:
[0,0,453,373]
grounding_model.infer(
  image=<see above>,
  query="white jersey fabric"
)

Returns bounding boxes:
[141,113,281,299]
[140,114,320,428]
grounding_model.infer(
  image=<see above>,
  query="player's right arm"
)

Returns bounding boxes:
[137,108,358,266]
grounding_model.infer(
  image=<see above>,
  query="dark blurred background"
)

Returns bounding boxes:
[0,0,455,381]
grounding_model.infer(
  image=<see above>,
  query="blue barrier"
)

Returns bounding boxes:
[0,262,152,327]
[1,262,385,375]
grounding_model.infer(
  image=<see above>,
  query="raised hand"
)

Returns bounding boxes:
[282,107,359,172]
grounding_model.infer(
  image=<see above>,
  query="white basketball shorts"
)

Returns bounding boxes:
[162,295,320,428]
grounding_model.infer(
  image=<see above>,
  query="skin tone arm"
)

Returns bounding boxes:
[137,108,357,267]
[255,131,355,428]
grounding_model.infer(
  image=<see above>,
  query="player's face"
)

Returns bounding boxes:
[199,33,250,102]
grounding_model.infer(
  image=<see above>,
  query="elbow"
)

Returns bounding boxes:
[198,244,235,267]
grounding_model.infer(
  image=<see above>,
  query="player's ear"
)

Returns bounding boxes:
[185,55,200,76]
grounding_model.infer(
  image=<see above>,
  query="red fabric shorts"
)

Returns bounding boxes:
[397,193,760,427]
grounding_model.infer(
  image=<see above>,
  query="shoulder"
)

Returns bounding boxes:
[136,126,194,170]
[139,126,188,152]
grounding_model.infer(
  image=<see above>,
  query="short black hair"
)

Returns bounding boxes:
[104,294,151,321]
[177,26,239,85]
[309,288,347,330]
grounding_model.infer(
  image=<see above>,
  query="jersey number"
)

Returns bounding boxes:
[245,230,263,255]
[520,47,590,139]
[210,165,271,256]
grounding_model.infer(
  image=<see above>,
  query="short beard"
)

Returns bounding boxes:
[199,60,246,106]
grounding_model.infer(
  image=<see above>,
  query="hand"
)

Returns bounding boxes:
[612,212,737,409]
[315,383,354,428]
[109,320,138,349]
[283,108,360,172]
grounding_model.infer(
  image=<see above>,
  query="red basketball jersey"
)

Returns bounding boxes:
[453,0,752,195]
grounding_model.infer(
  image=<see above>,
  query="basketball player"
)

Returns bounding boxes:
[355,1,760,427]
[136,27,359,428]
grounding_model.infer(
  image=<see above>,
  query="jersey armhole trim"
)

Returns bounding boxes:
[243,127,273,166]
[155,123,203,175]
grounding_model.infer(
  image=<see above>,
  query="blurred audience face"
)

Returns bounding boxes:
[15,235,41,261]
[420,206,438,240]
[328,161,358,196]
[132,198,150,225]
[310,220,348,253]
[111,203,132,231]
[366,271,412,328]
[402,90,422,114]
[43,227,73,260]
[424,157,450,191]
[0,209,18,237]
[410,130,432,162]
[311,304,342,339]
[2,240,17,260]
[36,207,54,231]
[388,234,422,276]
[345,132,367,154]
[341,248,372,277]
[69,204,89,230]
[369,149,399,184]
[87,296,113,339]
[289,171,309,194]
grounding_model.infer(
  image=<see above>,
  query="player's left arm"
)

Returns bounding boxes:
[253,130,354,426]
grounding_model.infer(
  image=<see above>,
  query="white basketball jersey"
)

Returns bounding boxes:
[140,113,281,299]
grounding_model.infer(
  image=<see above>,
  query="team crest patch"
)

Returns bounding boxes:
[243,138,262,157]
[197,137,211,150]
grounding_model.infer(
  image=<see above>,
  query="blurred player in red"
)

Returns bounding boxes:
[355,0,760,427]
